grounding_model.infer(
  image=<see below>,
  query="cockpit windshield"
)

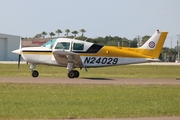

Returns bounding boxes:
[42,38,57,49]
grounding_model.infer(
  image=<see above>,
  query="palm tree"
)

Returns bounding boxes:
[79,29,86,37]
[65,29,70,37]
[42,31,47,38]
[49,32,55,38]
[34,34,42,38]
[72,30,79,37]
[56,29,62,37]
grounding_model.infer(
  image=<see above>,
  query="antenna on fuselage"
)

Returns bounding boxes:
[84,34,93,41]
[84,38,88,41]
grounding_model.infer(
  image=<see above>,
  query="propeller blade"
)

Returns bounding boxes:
[19,37,22,54]
[18,37,22,69]
[18,54,21,69]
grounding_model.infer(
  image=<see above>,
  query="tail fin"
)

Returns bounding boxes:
[139,30,168,58]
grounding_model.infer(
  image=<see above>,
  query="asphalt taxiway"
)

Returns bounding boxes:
[0,77,179,85]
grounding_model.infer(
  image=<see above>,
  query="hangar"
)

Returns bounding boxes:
[0,33,20,61]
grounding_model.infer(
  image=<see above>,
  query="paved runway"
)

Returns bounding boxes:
[0,77,179,120]
[0,77,180,85]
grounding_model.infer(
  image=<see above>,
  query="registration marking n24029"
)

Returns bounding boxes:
[84,57,118,64]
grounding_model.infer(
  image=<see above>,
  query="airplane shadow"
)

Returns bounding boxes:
[80,77,114,80]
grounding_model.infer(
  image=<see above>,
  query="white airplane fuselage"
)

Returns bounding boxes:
[21,47,148,67]
[12,30,168,78]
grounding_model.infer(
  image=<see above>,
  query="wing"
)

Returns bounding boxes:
[53,50,83,68]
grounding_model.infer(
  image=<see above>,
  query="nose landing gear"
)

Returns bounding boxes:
[32,70,39,77]
[30,64,39,78]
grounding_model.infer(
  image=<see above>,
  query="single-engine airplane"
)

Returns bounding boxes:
[12,30,168,78]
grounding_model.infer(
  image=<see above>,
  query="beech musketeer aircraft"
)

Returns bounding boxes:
[12,30,168,78]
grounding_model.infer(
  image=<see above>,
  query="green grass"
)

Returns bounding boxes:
[0,64,180,78]
[0,64,180,119]
[0,84,179,119]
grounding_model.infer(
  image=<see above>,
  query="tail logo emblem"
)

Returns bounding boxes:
[149,41,155,48]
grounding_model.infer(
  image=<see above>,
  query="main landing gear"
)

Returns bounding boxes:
[67,62,80,78]
[68,70,80,78]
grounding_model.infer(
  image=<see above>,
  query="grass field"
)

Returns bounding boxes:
[0,64,180,119]
[0,64,180,78]
[0,84,180,119]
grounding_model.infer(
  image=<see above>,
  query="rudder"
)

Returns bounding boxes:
[139,30,168,58]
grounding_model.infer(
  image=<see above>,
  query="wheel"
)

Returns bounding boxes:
[32,70,39,77]
[73,70,79,78]
[68,70,75,78]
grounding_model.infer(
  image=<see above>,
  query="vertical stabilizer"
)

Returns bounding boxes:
[139,30,168,58]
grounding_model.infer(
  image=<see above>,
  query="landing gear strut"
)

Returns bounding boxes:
[30,64,39,78]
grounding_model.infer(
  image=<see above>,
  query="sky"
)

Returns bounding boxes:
[0,0,180,48]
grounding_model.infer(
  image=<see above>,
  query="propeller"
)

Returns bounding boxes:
[17,37,22,69]
[18,38,22,68]
[12,37,22,69]
[18,54,21,69]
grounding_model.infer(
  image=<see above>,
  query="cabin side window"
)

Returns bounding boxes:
[55,42,70,50]
[73,43,84,50]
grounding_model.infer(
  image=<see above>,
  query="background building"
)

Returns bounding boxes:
[0,32,56,61]
[22,38,53,47]
[0,33,20,61]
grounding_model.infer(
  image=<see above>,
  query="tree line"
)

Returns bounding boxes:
[26,28,151,47]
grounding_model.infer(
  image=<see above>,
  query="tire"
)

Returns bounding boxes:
[32,70,39,77]
[73,70,79,78]
[68,71,75,78]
